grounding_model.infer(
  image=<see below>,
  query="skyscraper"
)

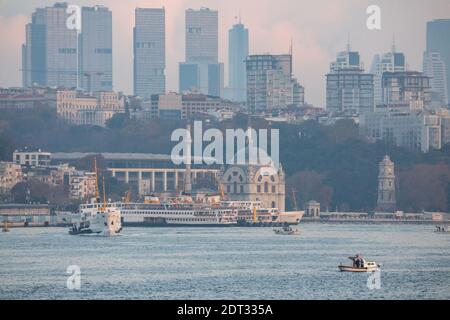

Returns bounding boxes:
[179,8,223,97]
[22,3,78,88]
[134,8,166,99]
[185,8,218,63]
[79,6,113,92]
[370,43,406,106]
[423,51,448,108]
[427,19,450,105]
[326,46,374,115]
[246,54,304,114]
[228,21,249,102]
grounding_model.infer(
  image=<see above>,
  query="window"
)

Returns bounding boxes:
[257,185,261,193]
[264,182,268,193]
[272,186,276,193]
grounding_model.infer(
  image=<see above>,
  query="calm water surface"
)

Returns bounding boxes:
[0,223,449,299]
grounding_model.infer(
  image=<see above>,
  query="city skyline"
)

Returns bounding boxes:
[0,0,449,106]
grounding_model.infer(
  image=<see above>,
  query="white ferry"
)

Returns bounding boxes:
[70,202,122,236]
[221,200,303,225]
[116,195,238,226]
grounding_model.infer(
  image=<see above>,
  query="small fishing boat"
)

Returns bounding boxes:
[273,224,300,235]
[434,225,450,233]
[338,254,380,272]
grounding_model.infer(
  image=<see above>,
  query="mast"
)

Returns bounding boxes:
[102,176,107,211]
[94,158,99,203]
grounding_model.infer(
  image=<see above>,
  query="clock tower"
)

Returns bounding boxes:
[377,155,396,211]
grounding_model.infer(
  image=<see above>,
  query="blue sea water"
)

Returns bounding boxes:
[0,223,449,300]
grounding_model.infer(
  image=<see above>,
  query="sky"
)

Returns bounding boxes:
[0,0,449,106]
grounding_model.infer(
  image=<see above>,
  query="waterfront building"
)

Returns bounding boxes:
[0,162,23,194]
[227,21,249,102]
[134,8,166,99]
[330,45,361,72]
[22,3,78,88]
[79,6,113,92]
[13,147,51,167]
[0,204,51,226]
[370,45,406,106]
[377,155,396,212]
[56,89,125,127]
[423,51,448,108]
[179,8,224,97]
[427,19,450,105]
[246,54,304,114]
[305,200,320,218]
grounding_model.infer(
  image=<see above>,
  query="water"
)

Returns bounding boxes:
[0,223,449,299]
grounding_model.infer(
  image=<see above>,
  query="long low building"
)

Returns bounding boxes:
[52,152,220,195]
[0,204,53,227]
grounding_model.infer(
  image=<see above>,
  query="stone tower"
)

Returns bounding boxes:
[377,155,396,211]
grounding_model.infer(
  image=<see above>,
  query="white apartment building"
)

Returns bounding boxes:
[69,171,97,200]
[423,51,449,108]
[13,148,51,167]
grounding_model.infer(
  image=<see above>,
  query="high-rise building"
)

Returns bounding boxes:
[228,21,249,102]
[22,3,78,88]
[179,8,223,97]
[370,44,406,106]
[381,71,431,111]
[423,52,448,108]
[134,8,166,99]
[79,6,113,92]
[377,155,396,212]
[246,54,304,114]
[427,19,450,105]
[326,46,374,115]
[185,8,218,63]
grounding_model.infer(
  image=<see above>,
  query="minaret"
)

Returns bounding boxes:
[377,155,396,211]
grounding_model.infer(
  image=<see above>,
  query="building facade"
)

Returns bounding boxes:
[381,71,431,111]
[79,6,113,92]
[13,148,51,167]
[370,47,406,106]
[69,171,97,200]
[0,162,23,194]
[246,54,304,114]
[427,19,450,105]
[360,110,441,153]
[56,90,125,126]
[22,3,78,88]
[377,155,396,212]
[227,21,249,102]
[423,51,448,108]
[179,8,223,97]
[220,163,286,211]
[133,8,166,99]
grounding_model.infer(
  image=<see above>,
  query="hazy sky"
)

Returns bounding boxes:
[0,0,449,106]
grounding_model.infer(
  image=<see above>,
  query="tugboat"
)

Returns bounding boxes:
[338,254,380,272]
[69,160,122,236]
[273,223,301,235]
